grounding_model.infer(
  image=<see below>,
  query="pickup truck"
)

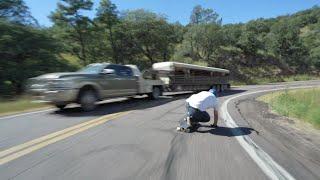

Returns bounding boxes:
[27,63,164,111]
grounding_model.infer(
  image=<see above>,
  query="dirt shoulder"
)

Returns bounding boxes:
[235,97,320,179]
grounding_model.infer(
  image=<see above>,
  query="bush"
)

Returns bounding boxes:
[0,81,15,97]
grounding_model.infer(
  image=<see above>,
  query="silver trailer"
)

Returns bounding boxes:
[152,62,230,92]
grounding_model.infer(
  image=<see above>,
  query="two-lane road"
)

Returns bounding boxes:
[0,81,319,180]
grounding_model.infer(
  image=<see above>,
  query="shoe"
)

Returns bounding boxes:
[177,126,191,133]
[210,124,218,128]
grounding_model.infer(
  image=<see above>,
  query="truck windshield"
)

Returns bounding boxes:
[78,64,105,74]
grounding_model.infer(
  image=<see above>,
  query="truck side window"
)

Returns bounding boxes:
[105,65,120,76]
[106,65,133,77]
[119,66,133,77]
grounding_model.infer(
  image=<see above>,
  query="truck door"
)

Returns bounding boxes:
[104,65,137,96]
[97,65,120,98]
[117,65,138,95]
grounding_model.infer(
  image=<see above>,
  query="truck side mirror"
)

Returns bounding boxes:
[101,69,115,75]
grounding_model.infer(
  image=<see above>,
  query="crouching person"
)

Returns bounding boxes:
[184,88,219,130]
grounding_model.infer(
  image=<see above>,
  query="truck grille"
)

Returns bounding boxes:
[28,79,55,91]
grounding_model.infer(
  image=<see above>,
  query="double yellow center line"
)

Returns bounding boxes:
[0,111,130,165]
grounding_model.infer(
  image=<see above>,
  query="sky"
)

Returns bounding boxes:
[25,0,320,27]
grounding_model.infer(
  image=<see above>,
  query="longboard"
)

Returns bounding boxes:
[176,118,191,132]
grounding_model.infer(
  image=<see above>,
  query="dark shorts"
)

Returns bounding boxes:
[186,103,210,123]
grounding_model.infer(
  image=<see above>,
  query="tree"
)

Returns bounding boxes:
[179,23,224,62]
[268,21,309,71]
[237,30,260,56]
[190,5,222,25]
[120,9,177,65]
[177,6,223,63]
[0,0,37,25]
[235,20,269,57]
[50,0,94,65]
[221,24,243,46]
[0,20,74,95]
[95,0,119,63]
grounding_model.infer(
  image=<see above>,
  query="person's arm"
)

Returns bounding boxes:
[211,97,219,127]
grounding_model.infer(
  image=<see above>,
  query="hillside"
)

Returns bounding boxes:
[0,1,320,96]
[173,6,320,84]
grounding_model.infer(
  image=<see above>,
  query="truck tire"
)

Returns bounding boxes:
[55,104,66,110]
[149,86,161,100]
[79,90,97,111]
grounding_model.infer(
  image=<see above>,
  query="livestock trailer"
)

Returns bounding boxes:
[152,62,230,92]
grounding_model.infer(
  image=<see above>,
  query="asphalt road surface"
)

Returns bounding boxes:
[0,80,320,180]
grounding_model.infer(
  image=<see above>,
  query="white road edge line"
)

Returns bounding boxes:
[221,85,319,180]
[0,109,54,120]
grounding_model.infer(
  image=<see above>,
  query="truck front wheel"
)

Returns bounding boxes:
[149,86,162,100]
[79,90,97,111]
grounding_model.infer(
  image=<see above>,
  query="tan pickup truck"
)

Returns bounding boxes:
[27,63,164,111]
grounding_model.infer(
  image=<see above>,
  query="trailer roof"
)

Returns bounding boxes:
[152,62,230,73]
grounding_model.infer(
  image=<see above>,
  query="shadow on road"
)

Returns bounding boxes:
[52,93,191,117]
[194,125,258,137]
[52,89,246,118]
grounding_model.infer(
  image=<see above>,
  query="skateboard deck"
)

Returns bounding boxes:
[176,118,191,132]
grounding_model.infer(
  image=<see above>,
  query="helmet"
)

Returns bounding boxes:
[209,88,217,96]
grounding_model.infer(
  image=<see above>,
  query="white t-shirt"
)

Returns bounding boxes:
[186,91,218,111]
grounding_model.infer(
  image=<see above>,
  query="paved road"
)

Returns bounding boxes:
[0,81,319,180]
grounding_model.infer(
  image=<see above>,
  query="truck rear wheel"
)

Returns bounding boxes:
[149,86,161,100]
[79,90,97,111]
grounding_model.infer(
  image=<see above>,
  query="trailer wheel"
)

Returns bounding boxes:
[149,86,161,100]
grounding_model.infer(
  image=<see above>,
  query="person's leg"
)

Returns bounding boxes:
[185,104,210,126]
[195,111,210,122]
[185,103,196,126]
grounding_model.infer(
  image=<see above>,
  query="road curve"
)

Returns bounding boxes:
[0,80,319,180]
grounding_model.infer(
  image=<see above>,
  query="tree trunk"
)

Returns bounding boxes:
[108,27,119,64]
[75,27,87,65]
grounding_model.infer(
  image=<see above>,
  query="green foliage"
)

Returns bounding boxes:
[95,0,119,63]
[268,21,309,70]
[175,5,320,78]
[190,5,222,25]
[49,0,94,65]
[179,23,223,62]
[118,9,177,66]
[0,81,14,96]
[237,30,260,56]
[301,22,320,68]
[0,19,75,95]
[0,0,37,25]
[221,24,243,46]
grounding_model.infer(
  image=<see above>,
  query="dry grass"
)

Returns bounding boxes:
[0,97,50,116]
